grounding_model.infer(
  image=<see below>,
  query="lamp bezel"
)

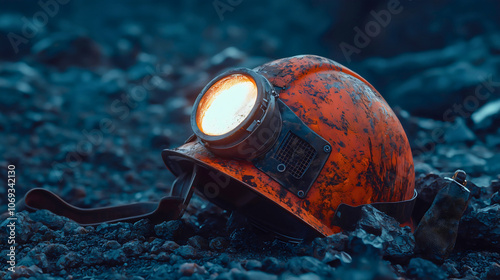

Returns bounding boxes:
[191,68,281,161]
[192,68,272,144]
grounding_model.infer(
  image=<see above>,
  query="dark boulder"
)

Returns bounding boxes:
[414,172,470,263]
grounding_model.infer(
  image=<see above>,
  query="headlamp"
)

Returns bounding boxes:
[196,74,258,136]
[191,68,282,160]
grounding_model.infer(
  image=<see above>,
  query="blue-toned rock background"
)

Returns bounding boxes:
[1,0,499,279]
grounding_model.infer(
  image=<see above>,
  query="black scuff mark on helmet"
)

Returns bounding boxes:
[380,143,388,160]
[277,184,290,201]
[310,95,319,107]
[319,115,343,133]
[303,78,315,91]
[340,112,350,136]
[366,137,385,201]
[328,161,345,186]
[242,175,257,188]
[369,118,375,131]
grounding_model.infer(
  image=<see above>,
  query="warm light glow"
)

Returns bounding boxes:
[197,74,258,136]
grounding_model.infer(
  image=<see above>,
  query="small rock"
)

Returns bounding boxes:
[441,260,461,278]
[187,235,208,250]
[56,252,80,269]
[348,229,386,256]
[32,253,49,269]
[105,240,121,249]
[491,192,500,204]
[75,226,89,236]
[133,219,154,238]
[29,209,69,230]
[321,251,352,267]
[156,252,170,262]
[161,241,180,252]
[148,237,165,253]
[96,223,124,240]
[179,262,206,276]
[209,237,229,251]
[205,262,225,275]
[154,220,184,240]
[229,261,245,271]
[78,241,89,250]
[356,205,415,262]
[244,259,263,270]
[43,244,69,260]
[407,258,448,280]
[62,220,80,233]
[122,240,145,256]
[458,204,500,250]
[83,249,103,266]
[103,249,126,264]
[169,254,182,264]
[286,256,334,277]
[467,179,492,199]
[42,228,61,241]
[175,245,197,259]
[261,257,285,274]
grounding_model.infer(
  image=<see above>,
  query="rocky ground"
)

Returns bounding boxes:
[1,0,500,279]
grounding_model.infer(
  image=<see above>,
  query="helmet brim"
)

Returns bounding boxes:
[161,140,337,238]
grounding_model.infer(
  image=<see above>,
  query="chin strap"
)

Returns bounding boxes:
[7,166,198,226]
[332,189,418,231]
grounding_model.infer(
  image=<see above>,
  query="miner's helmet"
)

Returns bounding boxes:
[162,55,417,241]
[13,55,417,242]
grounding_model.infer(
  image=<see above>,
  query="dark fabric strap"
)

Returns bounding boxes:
[7,166,198,226]
[14,188,185,226]
[333,190,418,231]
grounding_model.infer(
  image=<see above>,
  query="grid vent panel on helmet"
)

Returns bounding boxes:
[275,132,317,179]
[253,100,331,198]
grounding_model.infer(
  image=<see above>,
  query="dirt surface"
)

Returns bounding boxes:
[1,1,499,279]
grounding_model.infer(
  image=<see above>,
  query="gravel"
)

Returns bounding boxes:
[1,1,499,279]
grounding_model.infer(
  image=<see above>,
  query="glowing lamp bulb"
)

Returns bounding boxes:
[197,74,258,136]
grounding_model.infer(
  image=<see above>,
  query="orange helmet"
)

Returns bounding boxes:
[13,55,416,242]
[162,55,416,241]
